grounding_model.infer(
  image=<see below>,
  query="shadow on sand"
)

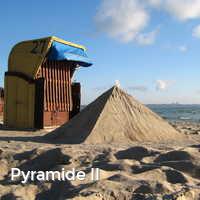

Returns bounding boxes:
[0,123,91,144]
[0,123,50,144]
[0,135,48,144]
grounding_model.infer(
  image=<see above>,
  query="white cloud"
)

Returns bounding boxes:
[192,25,200,38]
[95,0,200,44]
[163,43,189,52]
[128,85,148,92]
[164,0,200,21]
[95,0,149,43]
[156,80,173,91]
[178,45,188,52]
[136,29,159,45]
[146,0,161,7]
[93,86,109,91]
[147,0,200,21]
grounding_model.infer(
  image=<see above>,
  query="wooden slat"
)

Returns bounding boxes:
[54,61,57,110]
[57,63,59,111]
[60,63,63,111]
[67,66,70,111]
[65,67,69,111]
[60,65,63,111]
[55,61,58,111]
[52,61,55,111]
[62,63,66,111]
[45,62,48,110]
[45,63,48,111]
[49,62,53,111]
[63,63,67,110]
[46,63,50,111]
[43,64,46,111]
[57,62,60,111]
[54,61,57,111]
[44,63,47,109]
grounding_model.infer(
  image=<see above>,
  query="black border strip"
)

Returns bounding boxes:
[5,71,35,83]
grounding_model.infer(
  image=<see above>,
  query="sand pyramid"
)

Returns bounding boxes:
[46,86,184,144]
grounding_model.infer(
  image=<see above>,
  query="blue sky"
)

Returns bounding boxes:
[1,0,200,104]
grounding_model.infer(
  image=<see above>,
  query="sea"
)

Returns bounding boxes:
[147,104,200,123]
[81,104,200,123]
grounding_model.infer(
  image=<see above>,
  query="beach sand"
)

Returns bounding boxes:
[0,121,199,200]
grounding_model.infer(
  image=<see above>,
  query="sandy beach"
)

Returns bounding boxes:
[2,0,200,199]
[0,120,199,200]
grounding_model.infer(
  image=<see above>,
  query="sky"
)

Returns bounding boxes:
[0,0,200,104]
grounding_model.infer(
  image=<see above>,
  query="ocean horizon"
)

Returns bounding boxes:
[81,104,200,123]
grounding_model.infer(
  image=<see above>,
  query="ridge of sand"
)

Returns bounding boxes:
[0,142,199,199]
[46,86,185,144]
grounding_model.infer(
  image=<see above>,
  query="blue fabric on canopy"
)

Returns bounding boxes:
[47,41,92,67]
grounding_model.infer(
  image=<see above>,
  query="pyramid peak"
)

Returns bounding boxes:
[114,80,121,87]
[108,85,128,96]
[110,85,123,92]
[96,86,132,105]
[101,86,124,100]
